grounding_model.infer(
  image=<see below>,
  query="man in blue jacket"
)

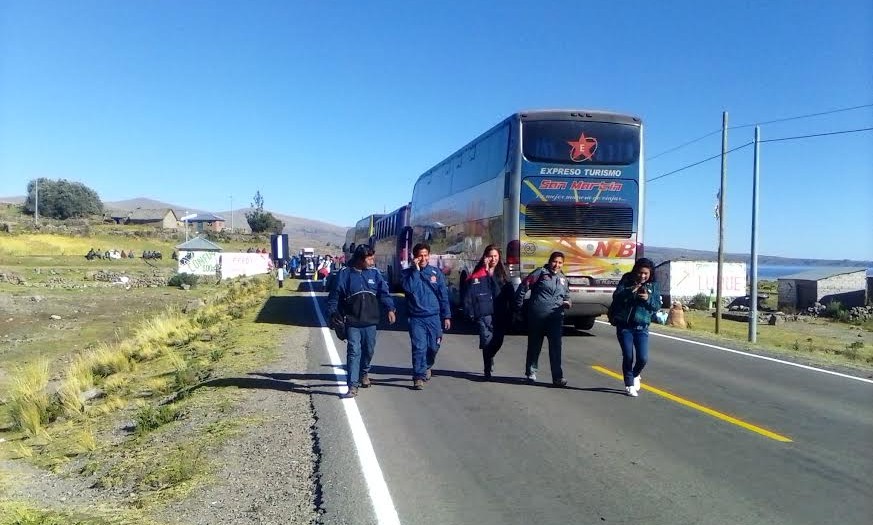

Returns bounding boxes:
[402,243,451,390]
[327,245,396,398]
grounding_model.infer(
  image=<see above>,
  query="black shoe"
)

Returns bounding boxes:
[483,370,492,381]
[552,378,568,388]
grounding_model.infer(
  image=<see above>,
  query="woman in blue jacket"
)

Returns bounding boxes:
[464,245,513,381]
[610,258,661,397]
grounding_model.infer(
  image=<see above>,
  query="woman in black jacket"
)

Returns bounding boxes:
[464,245,513,380]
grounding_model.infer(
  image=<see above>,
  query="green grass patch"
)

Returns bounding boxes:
[0,501,159,525]
[133,404,181,436]
[660,310,873,367]
[0,271,293,515]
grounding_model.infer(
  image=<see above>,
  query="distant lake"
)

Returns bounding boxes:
[756,265,873,280]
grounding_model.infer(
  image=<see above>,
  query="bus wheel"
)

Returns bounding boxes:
[572,316,596,331]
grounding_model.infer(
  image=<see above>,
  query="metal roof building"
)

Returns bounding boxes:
[777,267,868,310]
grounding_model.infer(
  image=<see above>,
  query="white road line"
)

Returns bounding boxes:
[307,283,402,525]
[595,320,873,385]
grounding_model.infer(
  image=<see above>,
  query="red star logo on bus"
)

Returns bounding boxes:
[567,133,598,162]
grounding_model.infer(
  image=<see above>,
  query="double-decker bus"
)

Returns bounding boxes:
[409,109,643,330]
[372,204,412,291]
[342,227,356,263]
[342,214,385,259]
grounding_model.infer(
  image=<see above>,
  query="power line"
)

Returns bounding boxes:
[647,125,873,184]
[646,103,873,161]
[733,104,873,130]
[646,129,722,161]
[760,126,873,143]
[648,142,753,183]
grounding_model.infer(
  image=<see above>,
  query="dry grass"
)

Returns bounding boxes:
[0,232,175,257]
[102,374,129,395]
[8,361,51,436]
[664,310,873,367]
[72,422,98,454]
[88,344,134,378]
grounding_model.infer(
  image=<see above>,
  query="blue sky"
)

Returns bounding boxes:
[1,0,871,260]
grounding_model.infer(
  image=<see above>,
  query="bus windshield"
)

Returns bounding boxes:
[523,120,640,165]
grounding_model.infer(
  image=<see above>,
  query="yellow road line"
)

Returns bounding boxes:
[591,365,793,443]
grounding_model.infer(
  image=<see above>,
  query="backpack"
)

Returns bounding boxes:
[607,297,621,326]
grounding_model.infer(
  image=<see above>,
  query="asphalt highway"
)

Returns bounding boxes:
[294,288,872,525]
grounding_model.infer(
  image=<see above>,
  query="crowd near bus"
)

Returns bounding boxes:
[328,109,655,397]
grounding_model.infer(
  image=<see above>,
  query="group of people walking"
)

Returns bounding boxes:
[326,243,661,398]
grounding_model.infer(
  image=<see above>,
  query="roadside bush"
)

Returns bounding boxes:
[688,293,710,310]
[134,404,180,436]
[168,273,199,288]
[824,301,851,323]
[9,361,51,436]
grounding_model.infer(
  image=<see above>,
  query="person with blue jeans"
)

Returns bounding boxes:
[327,245,396,398]
[402,243,451,390]
[609,258,661,397]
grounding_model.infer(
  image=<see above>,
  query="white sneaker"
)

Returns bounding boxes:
[633,376,641,390]
[625,386,638,397]
[526,373,537,383]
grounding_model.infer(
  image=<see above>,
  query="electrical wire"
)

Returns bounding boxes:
[647,126,873,184]
[759,127,873,143]
[648,142,753,183]
[646,103,873,161]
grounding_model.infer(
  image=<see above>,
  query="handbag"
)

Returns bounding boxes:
[330,313,347,341]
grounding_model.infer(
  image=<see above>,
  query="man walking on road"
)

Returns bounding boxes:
[402,243,451,390]
[327,245,396,398]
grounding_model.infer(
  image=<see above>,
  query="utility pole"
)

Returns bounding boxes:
[748,126,761,342]
[34,178,39,225]
[715,112,728,334]
[230,195,234,232]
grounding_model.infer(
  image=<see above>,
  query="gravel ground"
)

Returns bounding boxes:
[152,325,318,525]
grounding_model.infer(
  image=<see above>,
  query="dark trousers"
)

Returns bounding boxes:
[476,315,505,374]
[525,312,563,381]
[409,315,442,379]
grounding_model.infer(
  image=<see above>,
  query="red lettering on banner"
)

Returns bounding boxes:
[539,179,568,190]
[593,241,617,257]
[617,242,636,258]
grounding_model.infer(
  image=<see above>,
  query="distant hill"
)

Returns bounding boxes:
[218,208,349,251]
[106,198,349,249]
[104,198,210,217]
[645,246,872,268]
[0,196,25,204]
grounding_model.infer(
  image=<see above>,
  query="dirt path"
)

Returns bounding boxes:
[151,319,319,525]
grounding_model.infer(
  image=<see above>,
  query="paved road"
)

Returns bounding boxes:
[292,286,872,525]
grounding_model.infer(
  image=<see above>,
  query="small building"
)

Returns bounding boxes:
[777,267,868,310]
[654,260,747,306]
[108,208,178,229]
[186,213,226,233]
[176,237,223,275]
